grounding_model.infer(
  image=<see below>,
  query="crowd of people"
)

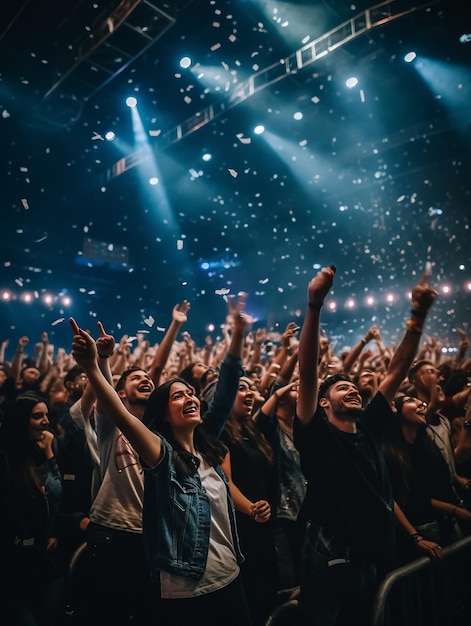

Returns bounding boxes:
[1,265,471,626]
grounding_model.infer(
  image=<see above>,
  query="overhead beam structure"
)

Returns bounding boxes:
[97,0,443,186]
[33,0,193,126]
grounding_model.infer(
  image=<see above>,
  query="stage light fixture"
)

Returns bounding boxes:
[126,96,138,108]
[149,177,159,185]
[179,56,192,69]
[105,131,116,141]
[253,125,265,135]
[404,51,417,63]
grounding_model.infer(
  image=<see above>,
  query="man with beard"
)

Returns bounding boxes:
[294,264,437,626]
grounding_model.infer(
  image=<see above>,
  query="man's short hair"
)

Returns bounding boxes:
[318,374,354,401]
[407,359,433,384]
[114,366,146,392]
[63,364,86,385]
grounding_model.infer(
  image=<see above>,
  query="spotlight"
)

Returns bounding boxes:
[293,112,303,120]
[126,96,138,108]
[43,294,54,305]
[149,177,159,185]
[22,293,33,303]
[1,290,11,301]
[105,131,116,141]
[253,125,265,135]
[202,153,212,162]
[61,296,72,307]
[346,298,355,309]
[345,77,358,88]
[179,56,192,69]
[404,51,417,63]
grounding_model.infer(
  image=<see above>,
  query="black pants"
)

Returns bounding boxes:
[71,522,160,626]
[159,576,253,626]
[299,524,378,626]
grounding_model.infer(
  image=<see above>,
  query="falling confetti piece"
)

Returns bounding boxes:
[21,198,30,209]
[236,133,251,144]
[228,168,238,178]
[144,316,155,327]
[51,318,65,326]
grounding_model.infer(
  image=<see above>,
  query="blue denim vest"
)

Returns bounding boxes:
[142,352,244,580]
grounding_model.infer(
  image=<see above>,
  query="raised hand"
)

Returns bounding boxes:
[69,318,98,368]
[411,271,438,315]
[227,292,250,333]
[172,300,190,324]
[96,321,115,358]
[307,265,336,309]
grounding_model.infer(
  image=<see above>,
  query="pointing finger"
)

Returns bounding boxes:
[69,317,80,334]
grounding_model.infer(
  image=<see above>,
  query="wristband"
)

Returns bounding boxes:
[410,308,426,319]
[410,533,424,543]
[405,319,423,335]
[97,353,111,359]
[308,302,322,310]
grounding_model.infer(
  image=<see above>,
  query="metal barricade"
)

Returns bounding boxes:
[371,535,471,626]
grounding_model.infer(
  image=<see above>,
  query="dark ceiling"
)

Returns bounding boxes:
[1,0,470,354]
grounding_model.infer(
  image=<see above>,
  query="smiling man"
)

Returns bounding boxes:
[294,264,438,626]
[79,365,159,626]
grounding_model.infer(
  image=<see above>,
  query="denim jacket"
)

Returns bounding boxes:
[142,352,244,581]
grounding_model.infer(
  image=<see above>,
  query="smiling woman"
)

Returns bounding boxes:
[69,294,255,626]
[0,392,64,625]
[381,392,470,565]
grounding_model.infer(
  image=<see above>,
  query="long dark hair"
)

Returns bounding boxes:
[0,392,49,496]
[224,377,274,464]
[142,378,228,478]
[382,395,450,507]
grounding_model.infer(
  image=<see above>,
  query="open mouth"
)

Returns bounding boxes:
[183,405,199,415]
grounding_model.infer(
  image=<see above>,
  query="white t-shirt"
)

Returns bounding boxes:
[89,411,144,533]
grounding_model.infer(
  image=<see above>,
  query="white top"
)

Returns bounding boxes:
[89,410,144,533]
